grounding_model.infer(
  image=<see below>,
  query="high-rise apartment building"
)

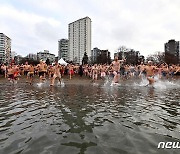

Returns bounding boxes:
[68,17,91,64]
[165,39,180,64]
[58,39,69,61]
[0,33,11,64]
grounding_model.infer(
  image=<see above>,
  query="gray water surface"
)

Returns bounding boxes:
[0,78,180,154]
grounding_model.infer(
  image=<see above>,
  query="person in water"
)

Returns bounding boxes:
[37,60,47,83]
[50,62,61,86]
[145,61,157,86]
[28,64,35,85]
[111,56,125,83]
[7,65,15,83]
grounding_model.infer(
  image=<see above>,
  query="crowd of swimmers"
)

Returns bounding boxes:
[0,57,180,86]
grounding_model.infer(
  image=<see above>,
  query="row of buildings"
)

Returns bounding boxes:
[1,17,110,65]
[0,34,56,64]
[114,40,180,64]
[58,17,111,64]
[1,16,180,65]
[58,17,91,63]
[15,50,56,64]
[114,49,144,65]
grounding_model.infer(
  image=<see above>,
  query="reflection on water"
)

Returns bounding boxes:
[0,78,180,154]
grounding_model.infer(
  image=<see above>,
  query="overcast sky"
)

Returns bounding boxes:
[1,0,180,57]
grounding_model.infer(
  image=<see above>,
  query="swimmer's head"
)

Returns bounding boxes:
[40,60,46,63]
[114,56,118,61]
[148,61,152,66]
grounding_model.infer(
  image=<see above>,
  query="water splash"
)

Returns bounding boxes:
[136,76,178,90]
[103,77,111,87]
[61,79,65,87]
[103,77,121,88]
[136,77,149,87]
[93,82,99,86]
[104,79,109,86]
[153,80,176,90]
[110,82,121,87]
[37,82,43,87]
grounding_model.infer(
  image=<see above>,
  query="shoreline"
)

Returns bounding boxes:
[0,75,179,86]
[0,75,106,85]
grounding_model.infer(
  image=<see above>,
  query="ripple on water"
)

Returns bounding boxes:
[0,79,180,154]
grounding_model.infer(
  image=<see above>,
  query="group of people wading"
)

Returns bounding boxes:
[0,57,180,86]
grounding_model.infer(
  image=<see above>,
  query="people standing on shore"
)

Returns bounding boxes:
[1,59,180,86]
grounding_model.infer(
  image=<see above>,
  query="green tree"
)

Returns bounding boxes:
[82,52,88,64]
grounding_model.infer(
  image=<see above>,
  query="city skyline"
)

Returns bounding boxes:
[1,0,180,58]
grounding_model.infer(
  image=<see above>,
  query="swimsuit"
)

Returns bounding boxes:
[24,71,29,76]
[28,72,34,77]
[39,71,46,77]
[8,74,14,79]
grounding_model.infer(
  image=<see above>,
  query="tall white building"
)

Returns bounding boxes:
[68,17,91,64]
[0,33,11,64]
